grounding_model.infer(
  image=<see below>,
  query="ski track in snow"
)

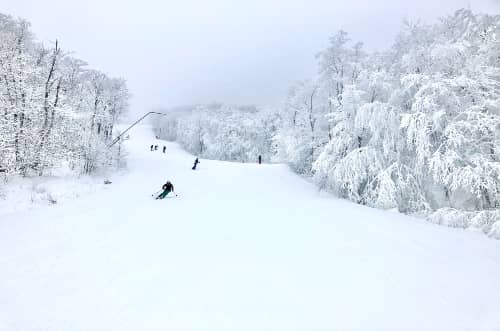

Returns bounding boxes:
[1,125,500,331]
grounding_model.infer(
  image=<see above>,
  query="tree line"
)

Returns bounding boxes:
[0,13,129,178]
[153,9,500,237]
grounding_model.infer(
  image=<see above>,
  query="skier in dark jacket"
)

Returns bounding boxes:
[156,181,174,199]
[192,158,200,170]
[163,146,166,153]
[150,144,154,151]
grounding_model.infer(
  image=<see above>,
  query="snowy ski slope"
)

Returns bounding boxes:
[1,125,500,330]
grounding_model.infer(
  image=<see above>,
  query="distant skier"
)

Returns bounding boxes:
[156,180,175,199]
[150,144,154,151]
[258,155,262,164]
[154,145,158,151]
[192,158,200,170]
[163,146,166,153]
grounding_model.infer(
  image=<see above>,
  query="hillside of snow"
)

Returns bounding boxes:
[1,125,500,331]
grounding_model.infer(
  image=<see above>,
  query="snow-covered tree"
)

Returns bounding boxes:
[151,9,499,236]
[152,103,278,163]
[0,13,129,178]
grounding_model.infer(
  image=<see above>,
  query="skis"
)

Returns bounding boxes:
[152,193,179,200]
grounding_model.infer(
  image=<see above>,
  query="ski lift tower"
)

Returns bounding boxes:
[107,111,167,148]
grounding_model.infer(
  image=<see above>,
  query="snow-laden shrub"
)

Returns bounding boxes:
[327,147,384,204]
[30,184,57,205]
[428,208,473,228]
[488,221,500,240]
[469,210,500,235]
[423,209,500,237]
[312,129,357,189]
[364,163,429,213]
[274,132,314,174]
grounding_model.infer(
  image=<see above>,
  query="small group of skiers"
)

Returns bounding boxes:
[150,144,167,153]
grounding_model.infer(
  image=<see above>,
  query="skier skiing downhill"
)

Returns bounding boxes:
[192,158,200,170]
[156,181,174,199]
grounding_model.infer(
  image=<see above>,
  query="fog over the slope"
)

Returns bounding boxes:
[4,0,500,117]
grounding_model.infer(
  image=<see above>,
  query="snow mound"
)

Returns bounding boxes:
[0,175,108,216]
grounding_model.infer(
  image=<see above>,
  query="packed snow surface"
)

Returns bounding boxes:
[1,125,500,331]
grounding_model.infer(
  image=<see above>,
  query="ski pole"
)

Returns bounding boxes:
[151,189,162,197]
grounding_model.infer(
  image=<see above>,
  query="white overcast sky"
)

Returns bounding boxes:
[4,0,500,117]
